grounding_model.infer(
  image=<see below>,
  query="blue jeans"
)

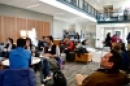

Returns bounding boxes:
[41,58,50,83]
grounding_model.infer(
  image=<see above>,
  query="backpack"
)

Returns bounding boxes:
[53,70,67,86]
[47,58,60,71]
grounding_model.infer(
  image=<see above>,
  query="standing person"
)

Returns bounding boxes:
[74,32,80,42]
[111,34,120,48]
[104,32,111,47]
[75,50,129,86]
[1,38,16,58]
[9,38,31,69]
[126,32,130,51]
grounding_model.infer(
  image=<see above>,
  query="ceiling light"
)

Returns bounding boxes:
[27,4,40,9]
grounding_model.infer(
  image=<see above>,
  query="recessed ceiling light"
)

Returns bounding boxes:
[27,4,40,9]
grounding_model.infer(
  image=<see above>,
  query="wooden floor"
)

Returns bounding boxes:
[62,62,100,86]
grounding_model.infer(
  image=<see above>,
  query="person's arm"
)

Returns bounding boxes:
[67,42,73,51]
[40,48,45,57]
[55,46,60,57]
[29,53,31,66]
[82,73,96,86]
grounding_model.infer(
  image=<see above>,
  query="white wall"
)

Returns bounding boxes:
[81,24,96,47]
[53,19,97,47]
[53,19,74,39]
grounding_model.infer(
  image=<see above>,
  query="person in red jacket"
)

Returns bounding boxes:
[62,36,74,61]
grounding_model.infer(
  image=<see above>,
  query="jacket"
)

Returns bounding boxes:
[82,69,129,86]
[0,68,36,86]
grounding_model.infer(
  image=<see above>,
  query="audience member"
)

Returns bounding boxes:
[38,36,47,51]
[74,32,80,42]
[104,32,111,47]
[126,32,130,51]
[25,37,36,56]
[42,35,60,59]
[40,36,61,83]
[0,38,16,58]
[113,43,129,71]
[9,38,31,69]
[111,34,120,48]
[61,36,74,61]
[74,39,89,57]
[75,50,129,86]
[82,39,88,48]
[118,39,127,52]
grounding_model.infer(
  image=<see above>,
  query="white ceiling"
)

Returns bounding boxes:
[0,0,95,24]
[85,0,130,11]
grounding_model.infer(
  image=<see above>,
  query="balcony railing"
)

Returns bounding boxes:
[57,0,130,23]
[98,10,130,23]
[57,0,100,18]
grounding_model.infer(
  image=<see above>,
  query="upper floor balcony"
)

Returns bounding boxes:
[57,0,100,19]
[97,10,130,23]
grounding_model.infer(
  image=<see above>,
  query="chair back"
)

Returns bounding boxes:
[0,68,36,86]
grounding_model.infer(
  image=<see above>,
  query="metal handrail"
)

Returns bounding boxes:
[57,0,100,18]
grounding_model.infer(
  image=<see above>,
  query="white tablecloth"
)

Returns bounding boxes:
[2,57,41,66]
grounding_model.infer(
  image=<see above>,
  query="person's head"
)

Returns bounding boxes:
[46,35,53,44]
[82,39,88,45]
[42,36,46,40]
[113,43,122,52]
[64,36,70,42]
[26,37,32,46]
[17,38,26,47]
[76,32,79,35]
[7,38,13,44]
[107,32,111,37]
[128,32,130,36]
[100,50,122,70]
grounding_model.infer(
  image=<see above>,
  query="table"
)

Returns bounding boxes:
[2,57,41,66]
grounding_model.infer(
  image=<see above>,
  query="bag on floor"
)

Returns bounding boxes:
[53,70,67,86]
[47,58,60,71]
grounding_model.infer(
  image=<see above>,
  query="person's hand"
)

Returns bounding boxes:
[43,53,52,57]
[4,48,7,52]
[65,48,68,50]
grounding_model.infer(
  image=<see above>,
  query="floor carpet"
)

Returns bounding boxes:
[61,62,100,86]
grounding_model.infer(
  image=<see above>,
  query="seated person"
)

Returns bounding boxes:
[113,43,129,71]
[75,50,129,86]
[1,38,16,58]
[119,39,127,52]
[41,35,60,60]
[40,36,61,82]
[38,36,47,51]
[60,36,74,61]
[74,40,88,57]
[9,38,31,69]
[25,38,36,56]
